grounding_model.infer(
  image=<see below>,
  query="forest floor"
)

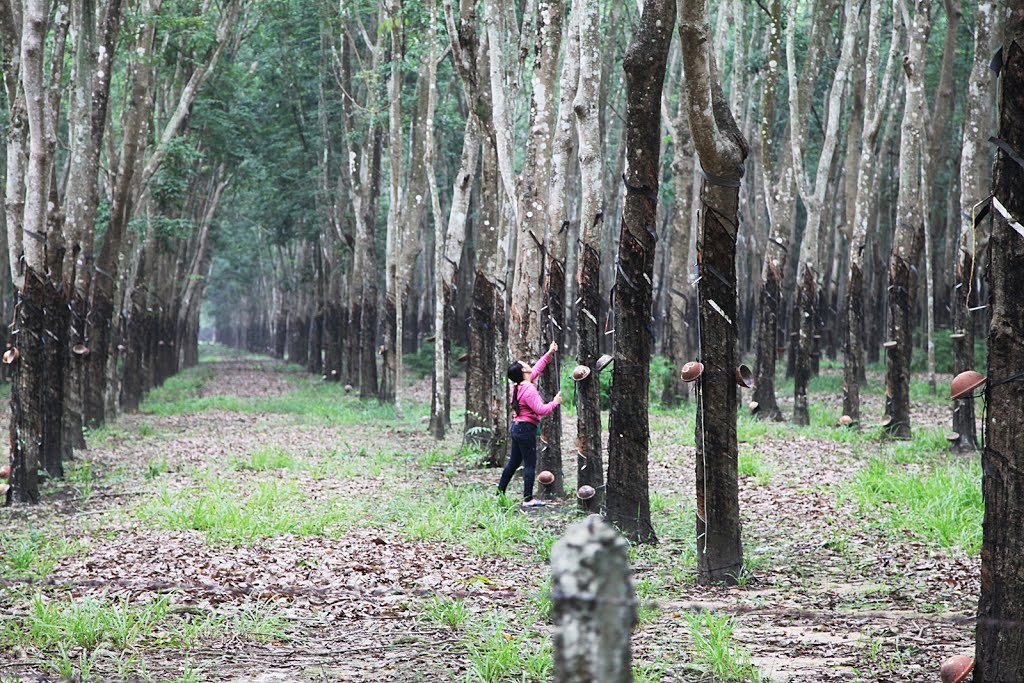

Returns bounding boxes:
[0,346,980,682]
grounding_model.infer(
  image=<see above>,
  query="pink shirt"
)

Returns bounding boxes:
[511,352,559,425]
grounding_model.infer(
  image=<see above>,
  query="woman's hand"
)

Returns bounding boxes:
[553,391,563,405]
[548,341,559,355]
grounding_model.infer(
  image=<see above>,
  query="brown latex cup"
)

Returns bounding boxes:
[2,348,18,364]
[681,361,704,382]
[571,365,591,382]
[950,370,986,400]
[537,470,555,485]
[939,655,974,683]
[0,464,10,479]
[735,364,754,388]
[577,485,596,500]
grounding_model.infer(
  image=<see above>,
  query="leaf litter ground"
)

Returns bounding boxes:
[0,355,977,682]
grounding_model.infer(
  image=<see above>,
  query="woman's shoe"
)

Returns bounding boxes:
[522,499,546,507]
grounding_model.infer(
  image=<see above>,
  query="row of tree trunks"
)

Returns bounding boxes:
[788,0,859,426]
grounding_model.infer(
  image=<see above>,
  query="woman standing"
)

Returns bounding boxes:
[498,341,563,507]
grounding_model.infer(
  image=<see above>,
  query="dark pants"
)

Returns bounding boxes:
[498,421,537,500]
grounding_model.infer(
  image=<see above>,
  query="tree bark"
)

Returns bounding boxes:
[537,2,580,500]
[680,0,749,583]
[975,12,1024,679]
[750,0,793,422]
[431,0,479,438]
[6,0,51,504]
[951,0,999,452]
[884,0,932,440]
[662,49,695,410]
[844,0,898,425]
[508,0,563,365]
[573,0,604,513]
[605,0,674,545]
[382,0,405,406]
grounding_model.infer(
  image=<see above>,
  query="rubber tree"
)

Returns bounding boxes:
[605,0,675,545]
[950,0,1000,452]
[843,0,899,425]
[3,0,52,503]
[750,0,795,422]
[430,0,478,440]
[508,0,563,367]
[975,9,1024,678]
[572,0,605,513]
[680,0,749,583]
[883,0,932,440]
[537,2,581,500]
[661,52,696,410]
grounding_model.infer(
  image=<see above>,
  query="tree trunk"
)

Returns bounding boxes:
[884,0,932,440]
[605,0,674,545]
[661,50,695,410]
[64,0,122,451]
[7,270,46,504]
[508,0,563,365]
[85,0,160,427]
[572,0,605,513]
[975,15,1024,679]
[430,25,480,439]
[843,0,898,424]
[680,0,749,583]
[6,0,52,503]
[951,0,999,452]
[382,0,405,405]
[538,2,580,500]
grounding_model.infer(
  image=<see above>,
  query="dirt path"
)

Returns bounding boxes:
[0,357,977,682]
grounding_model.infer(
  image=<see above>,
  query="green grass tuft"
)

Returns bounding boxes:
[421,596,471,631]
[844,456,982,553]
[0,531,86,579]
[380,486,533,557]
[137,476,361,544]
[685,610,762,681]
[2,594,171,651]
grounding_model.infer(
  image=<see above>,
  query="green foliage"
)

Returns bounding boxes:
[401,341,469,380]
[463,614,550,683]
[421,596,471,631]
[1,594,172,651]
[232,599,291,643]
[232,445,302,471]
[140,365,429,426]
[737,451,773,486]
[684,610,762,682]
[843,456,982,554]
[137,476,362,544]
[649,355,677,407]
[911,329,987,374]
[0,531,85,579]
[380,485,542,557]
